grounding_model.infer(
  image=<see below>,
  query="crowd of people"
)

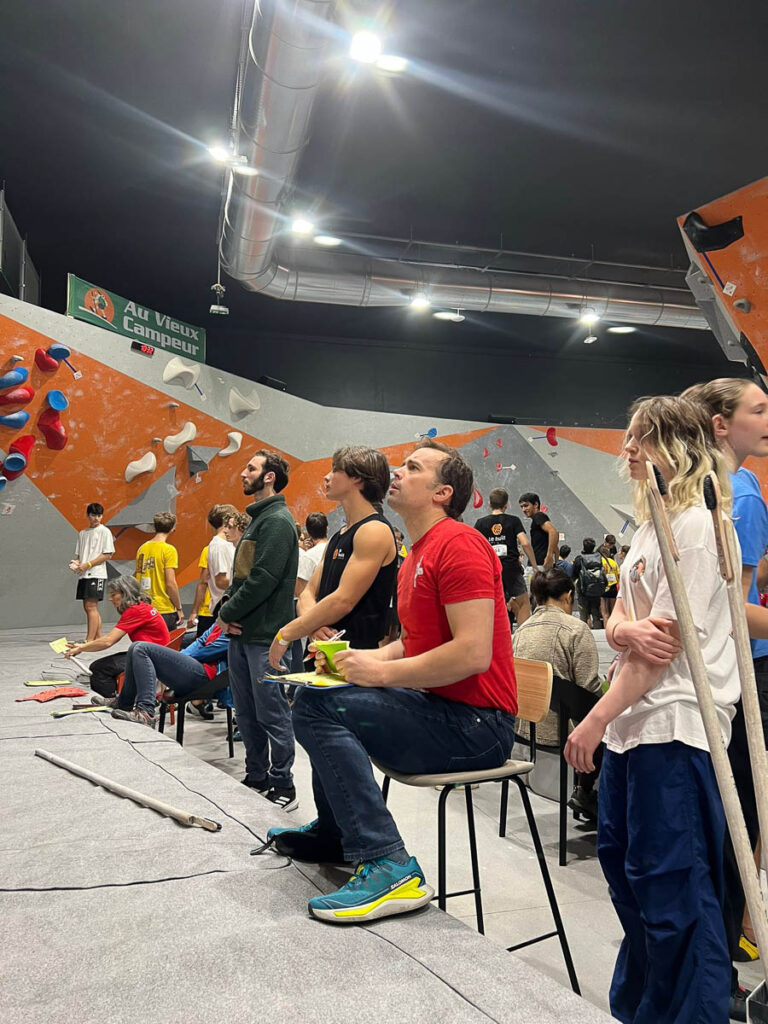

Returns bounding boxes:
[58,377,768,1023]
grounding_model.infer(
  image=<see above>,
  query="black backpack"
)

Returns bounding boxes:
[578,553,607,598]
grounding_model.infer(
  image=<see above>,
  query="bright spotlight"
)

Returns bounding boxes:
[579,308,600,326]
[350,31,382,64]
[232,164,258,176]
[607,325,636,334]
[314,234,343,247]
[433,310,465,322]
[377,54,408,73]
[410,293,431,310]
[583,335,598,345]
[208,145,231,162]
[291,218,315,236]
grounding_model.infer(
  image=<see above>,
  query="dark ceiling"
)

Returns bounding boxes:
[1,0,766,414]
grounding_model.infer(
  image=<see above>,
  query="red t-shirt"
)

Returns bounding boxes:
[117,603,171,645]
[397,517,517,714]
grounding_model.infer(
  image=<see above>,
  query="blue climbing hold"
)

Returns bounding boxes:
[0,367,29,390]
[0,475,6,492]
[48,343,71,362]
[47,390,69,412]
[0,410,30,429]
[3,452,26,473]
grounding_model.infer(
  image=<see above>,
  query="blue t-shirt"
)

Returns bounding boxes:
[731,468,768,659]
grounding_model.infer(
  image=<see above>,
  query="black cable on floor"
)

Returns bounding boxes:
[0,868,229,894]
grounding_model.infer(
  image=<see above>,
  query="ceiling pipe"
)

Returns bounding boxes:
[219,1,707,331]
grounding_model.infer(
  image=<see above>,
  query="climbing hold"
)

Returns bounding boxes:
[186,444,219,477]
[163,357,201,390]
[0,386,35,406]
[482,447,490,458]
[10,355,24,364]
[414,427,438,440]
[10,434,35,463]
[218,431,243,457]
[35,348,60,372]
[472,488,483,509]
[0,475,6,492]
[47,343,71,362]
[163,421,197,455]
[125,451,157,483]
[0,410,30,429]
[546,427,558,447]
[0,367,29,390]
[2,436,34,480]
[229,387,260,417]
[46,390,69,412]
[495,438,503,447]
[38,408,68,450]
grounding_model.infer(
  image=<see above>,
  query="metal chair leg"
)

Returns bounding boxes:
[498,778,509,837]
[158,702,166,734]
[465,785,484,934]
[559,707,568,867]
[512,777,580,994]
[437,785,451,911]
[176,701,186,746]
[226,707,234,758]
[381,774,391,804]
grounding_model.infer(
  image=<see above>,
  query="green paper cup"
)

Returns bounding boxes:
[313,640,350,674]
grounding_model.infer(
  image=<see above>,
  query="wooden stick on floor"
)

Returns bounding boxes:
[645,461,768,989]
[34,748,222,832]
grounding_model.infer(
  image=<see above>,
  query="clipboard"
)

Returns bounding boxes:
[264,671,352,689]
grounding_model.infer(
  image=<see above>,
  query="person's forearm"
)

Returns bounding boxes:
[190,580,207,618]
[166,580,183,613]
[521,541,537,568]
[280,592,357,642]
[85,553,111,569]
[588,652,664,728]
[377,638,489,689]
[76,636,114,653]
[545,532,558,564]
[606,606,628,650]
[297,584,317,618]
[746,603,768,640]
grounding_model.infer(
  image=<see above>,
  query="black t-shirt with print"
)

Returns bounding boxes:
[474,513,524,569]
[529,511,552,566]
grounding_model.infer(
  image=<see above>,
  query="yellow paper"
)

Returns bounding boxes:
[49,638,70,654]
[264,671,350,688]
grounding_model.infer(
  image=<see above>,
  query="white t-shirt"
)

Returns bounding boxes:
[75,525,115,579]
[605,505,740,755]
[206,533,236,605]
[298,540,328,583]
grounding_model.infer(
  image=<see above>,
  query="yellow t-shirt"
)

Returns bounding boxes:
[135,540,178,614]
[198,545,211,617]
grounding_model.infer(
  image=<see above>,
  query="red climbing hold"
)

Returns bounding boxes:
[546,427,558,447]
[38,408,68,450]
[2,434,35,480]
[495,438,503,447]
[482,447,489,458]
[35,348,59,372]
[0,385,35,407]
[472,488,483,509]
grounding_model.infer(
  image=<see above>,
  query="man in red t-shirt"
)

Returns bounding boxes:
[272,442,517,925]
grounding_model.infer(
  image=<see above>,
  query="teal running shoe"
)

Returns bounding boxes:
[252,819,345,862]
[266,818,319,844]
[308,855,434,923]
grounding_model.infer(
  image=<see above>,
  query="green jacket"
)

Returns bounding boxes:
[219,494,298,645]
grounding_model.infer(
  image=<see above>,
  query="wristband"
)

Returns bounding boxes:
[87,561,92,569]
[275,629,290,647]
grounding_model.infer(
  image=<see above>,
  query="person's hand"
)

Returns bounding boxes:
[543,556,554,570]
[175,612,186,628]
[333,649,385,688]
[217,618,242,636]
[268,633,290,670]
[310,626,338,642]
[64,643,82,660]
[564,715,606,773]
[187,613,198,629]
[614,617,680,665]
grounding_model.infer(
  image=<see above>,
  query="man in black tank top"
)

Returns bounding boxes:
[268,446,397,668]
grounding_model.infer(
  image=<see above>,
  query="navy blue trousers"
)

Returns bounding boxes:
[598,742,729,1024]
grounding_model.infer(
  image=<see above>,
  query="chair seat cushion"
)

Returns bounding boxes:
[371,758,534,788]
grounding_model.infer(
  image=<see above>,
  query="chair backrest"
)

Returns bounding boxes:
[550,675,600,721]
[514,657,554,724]
[166,627,187,652]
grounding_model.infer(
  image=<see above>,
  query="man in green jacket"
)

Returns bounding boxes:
[218,449,299,810]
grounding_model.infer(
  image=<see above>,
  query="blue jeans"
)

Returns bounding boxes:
[228,641,295,788]
[598,742,729,1024]
[118,642,209,713]
[292,686,516,863]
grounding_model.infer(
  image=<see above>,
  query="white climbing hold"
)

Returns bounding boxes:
[163,357,201,389]
[229,387,260,417]
[125,452,157,483]
[163,421,197,455]
[218,431,243,457]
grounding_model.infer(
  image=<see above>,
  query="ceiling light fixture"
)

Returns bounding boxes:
[208,145,231,162]
[291,217,315,236]
[410,293,431,310]
[349,31,382,64]
[433,310,465,322]
[376,54,408,73]
[583,335,597,345]
[314,234,343,247]
[579,308,600,326]
[607,325,636,334]
[231,164,259,176]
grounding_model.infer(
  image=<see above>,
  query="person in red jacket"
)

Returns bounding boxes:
[268,441,517,925]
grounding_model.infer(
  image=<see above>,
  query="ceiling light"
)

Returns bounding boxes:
[376,54,408,73]
[410,293,430,310]
[349,31,382,64]
[314,234,343,247]
[433,310,465,322]
[291,217,315,236]
[208,145,231,162]
[607,325,636,334]
[579,308,600,326]
[231,164,258,176]
[584,335,598,345]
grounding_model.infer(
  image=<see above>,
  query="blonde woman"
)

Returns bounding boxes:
[565,395,739,1024]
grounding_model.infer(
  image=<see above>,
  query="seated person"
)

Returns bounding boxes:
[65,576,170,697]
[107,619,231,727]
[264,441,517,925]
[512,567,602,817]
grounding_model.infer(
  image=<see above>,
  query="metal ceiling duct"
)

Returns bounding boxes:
[220,1,708,331]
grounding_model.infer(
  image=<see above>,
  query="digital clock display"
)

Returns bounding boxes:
[130,341,155,357]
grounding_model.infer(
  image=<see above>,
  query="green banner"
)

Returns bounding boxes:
[66,274,206,364]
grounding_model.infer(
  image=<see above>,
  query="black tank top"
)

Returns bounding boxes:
[317,512,397,649]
